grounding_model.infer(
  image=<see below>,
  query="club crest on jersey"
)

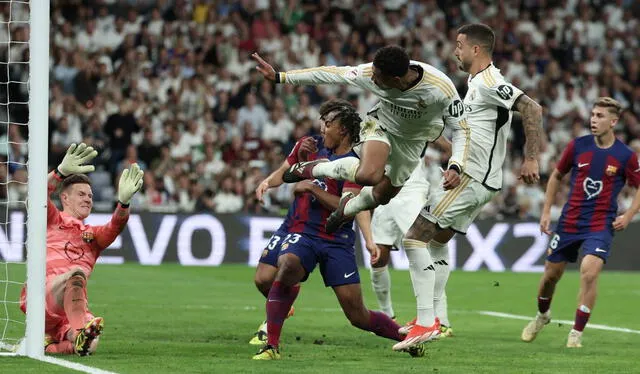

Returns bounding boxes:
[448,100,464,118]
[280,243,290,251]
[583,177,603,200]
[417,98,428,109]
[606,165,617,176]
[81,231,95,243]
[496,85,514,100]
[261,249,268,258]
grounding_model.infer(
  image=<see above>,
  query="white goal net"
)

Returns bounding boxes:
[0,0,49,357]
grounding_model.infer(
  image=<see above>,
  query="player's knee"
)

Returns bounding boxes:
[254,274,271,294]
[355,168,384,186]
[277,254,302,278]
[580,270,599,285]
[67,272,87,289]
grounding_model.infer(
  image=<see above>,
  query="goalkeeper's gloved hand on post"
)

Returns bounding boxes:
[57,143,99,177]
[118,163,144,205]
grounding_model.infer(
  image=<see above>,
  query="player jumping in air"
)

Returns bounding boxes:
[521,97,640,348]
[392,23,544,351]
[250,100,412,360]
[20,143,144,355]
[252,46,469,235]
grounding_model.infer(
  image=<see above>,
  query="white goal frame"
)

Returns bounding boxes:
[0,0,50,358]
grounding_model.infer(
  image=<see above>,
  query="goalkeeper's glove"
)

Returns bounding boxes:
[118,163,144,205]
[57,143,99,177]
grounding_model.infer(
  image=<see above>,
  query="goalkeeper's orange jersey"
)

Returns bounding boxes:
[44,179,129,278]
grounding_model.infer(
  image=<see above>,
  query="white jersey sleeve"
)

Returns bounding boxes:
[442,94,471,173]
[279,63,374,90]
[477,80,524,110]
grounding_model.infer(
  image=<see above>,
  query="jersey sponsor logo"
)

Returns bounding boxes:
[606,165,617,176]
[496,85,514,100]
[448,99,465,118]
[583,177,603,200]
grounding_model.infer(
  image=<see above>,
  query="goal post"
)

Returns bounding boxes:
[0,0,49,357]
[24,0,50,358]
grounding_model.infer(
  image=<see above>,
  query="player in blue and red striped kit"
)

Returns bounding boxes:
[251,100,407,360]
[522,97,640,348]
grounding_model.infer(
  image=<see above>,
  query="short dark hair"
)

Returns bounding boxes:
[373,45,410,77]
[594,97,623,117]
[319,99,361,144]
[457,23,495,54]
[60,174,92,193]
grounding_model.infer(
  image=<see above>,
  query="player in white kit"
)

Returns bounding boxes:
[252,45,471,348]
[252,46,470,237]
[368,137,455,337]
[392,24,544,351]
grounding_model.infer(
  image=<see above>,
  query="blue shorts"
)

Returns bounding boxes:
[258,228,290,267]
[546,231,612,263]
[278,233,360,287]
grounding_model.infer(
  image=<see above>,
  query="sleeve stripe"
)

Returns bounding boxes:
[285,66,346,75]
[458,119,470,166]
[423,73,455,98]
[482,70,496,87]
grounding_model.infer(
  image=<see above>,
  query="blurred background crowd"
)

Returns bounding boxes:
[1,0,639,219]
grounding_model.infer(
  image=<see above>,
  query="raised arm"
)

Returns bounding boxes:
[513,94,543,184]
[252,52,370,88]
[48,143,99,224]
[94,163,143,250]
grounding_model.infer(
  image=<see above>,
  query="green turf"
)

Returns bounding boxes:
[1,264,639,373]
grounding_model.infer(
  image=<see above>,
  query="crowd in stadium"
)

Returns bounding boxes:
[1,0,639,219]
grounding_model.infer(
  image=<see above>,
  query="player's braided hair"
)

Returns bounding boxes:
[373,45,410,77]
[319,99,362,144]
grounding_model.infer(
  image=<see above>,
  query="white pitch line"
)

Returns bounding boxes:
[478,311,640,334]
[37,356,119,374]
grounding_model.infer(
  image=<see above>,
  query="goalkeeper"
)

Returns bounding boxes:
[20,143,143,356]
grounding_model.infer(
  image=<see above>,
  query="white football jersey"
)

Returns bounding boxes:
[463,64,524,190]
[279,61,470,172]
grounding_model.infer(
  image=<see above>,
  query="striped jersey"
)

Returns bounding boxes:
[555,135,640,234]
[281,136,362,245]
[463,64,524,190]
[278,61,471,172]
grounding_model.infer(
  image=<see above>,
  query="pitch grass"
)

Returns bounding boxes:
[2,264,639,373]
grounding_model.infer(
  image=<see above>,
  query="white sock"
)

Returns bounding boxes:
[312,156,359,182]
[435,291,450,327]
[402,238,435,326]
[429,240,451,327]
[344,186,377,216]
[370,265,394,318]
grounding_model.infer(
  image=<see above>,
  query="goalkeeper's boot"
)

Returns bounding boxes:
[325,192,355,234]
[439,325,454,338]
[398,317,416,335]
[249,321,268,345]
[521,311,550,342]
[252,344,281,360]
[282,159,328,183]
[566,329,583,348]
[74,317,104,356]
[393,318,441,351]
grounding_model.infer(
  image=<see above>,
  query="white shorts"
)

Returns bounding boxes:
[353,116,426,187]
[420,174,498,234]
[371,188,428,247]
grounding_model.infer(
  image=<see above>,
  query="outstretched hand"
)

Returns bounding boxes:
[57,143,98,176]
[251,53,277,81]
[118,163,144,205]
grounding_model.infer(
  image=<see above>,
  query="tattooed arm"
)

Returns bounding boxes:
[513,94,543,184]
